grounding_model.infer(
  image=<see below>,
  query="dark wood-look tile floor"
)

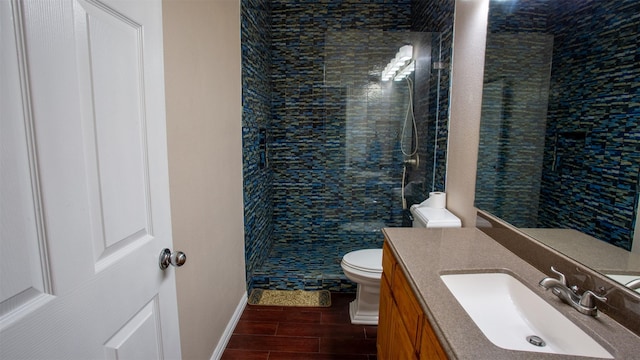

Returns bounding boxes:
[221,293,377,360]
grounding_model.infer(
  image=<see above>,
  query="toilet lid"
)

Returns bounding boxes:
[342,249,383,273]
[411,206,462,227]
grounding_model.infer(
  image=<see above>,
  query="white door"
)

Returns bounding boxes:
[0,0,182,358]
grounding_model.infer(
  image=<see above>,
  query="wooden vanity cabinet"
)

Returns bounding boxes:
[378,241,448,360]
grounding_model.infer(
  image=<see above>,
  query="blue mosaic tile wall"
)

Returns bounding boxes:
[241,0,274,288]
[476,0,639,250]
[265,0,413,291]
[540,0,639,250]
[241,0,455,291]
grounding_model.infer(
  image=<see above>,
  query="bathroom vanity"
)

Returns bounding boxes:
[378,227,640,359]
[378,241,447,359]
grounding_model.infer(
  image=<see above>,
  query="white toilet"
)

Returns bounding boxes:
[341,249,383,325]
[341,205,461,325]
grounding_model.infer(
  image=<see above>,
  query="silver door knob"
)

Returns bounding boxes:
[159,248,187,270]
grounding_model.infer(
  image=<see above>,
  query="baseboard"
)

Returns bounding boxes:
[209,291,247,360]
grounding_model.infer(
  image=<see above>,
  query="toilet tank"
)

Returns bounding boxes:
[409,205,462,228]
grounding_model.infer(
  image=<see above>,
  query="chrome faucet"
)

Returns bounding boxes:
[539,267,607,316]
[625,278,640,290]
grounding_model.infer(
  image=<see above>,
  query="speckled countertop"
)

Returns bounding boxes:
[382,227,640,360]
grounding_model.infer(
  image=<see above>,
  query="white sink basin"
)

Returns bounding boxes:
[440,272,613,358]
[606,274,640,293]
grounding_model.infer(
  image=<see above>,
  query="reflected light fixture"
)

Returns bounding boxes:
[381,44,414,82]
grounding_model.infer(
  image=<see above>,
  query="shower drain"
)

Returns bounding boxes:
[526,335,546,347]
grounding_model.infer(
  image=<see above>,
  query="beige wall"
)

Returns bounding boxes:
[446,0,490,226]
[162,1,246,359]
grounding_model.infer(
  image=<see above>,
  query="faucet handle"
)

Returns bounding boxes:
[550,266,567,285]
[579,290,608,309]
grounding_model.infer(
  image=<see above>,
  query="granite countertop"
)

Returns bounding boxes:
[382,227,640,360]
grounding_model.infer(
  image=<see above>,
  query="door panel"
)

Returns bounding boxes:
[0,0,52,324]
[104,298,163,360]
[73,0,153,268]
[0,0,181,358]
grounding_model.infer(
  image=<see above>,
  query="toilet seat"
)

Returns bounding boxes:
[341,249,382,274]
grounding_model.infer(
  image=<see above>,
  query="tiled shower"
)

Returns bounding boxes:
[241,0,454,291]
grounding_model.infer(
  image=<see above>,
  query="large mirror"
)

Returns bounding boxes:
[475,0,640,286]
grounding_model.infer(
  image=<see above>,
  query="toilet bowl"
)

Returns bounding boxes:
[341,203,461,325]
[340,249,383,325]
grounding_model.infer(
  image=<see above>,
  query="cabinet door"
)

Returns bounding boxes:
[419,318,448,359]
[389,299,418,360]
[382,242,396,284]
[377,274,393,359]
[379,270,417,359]
[393,263,424,347]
